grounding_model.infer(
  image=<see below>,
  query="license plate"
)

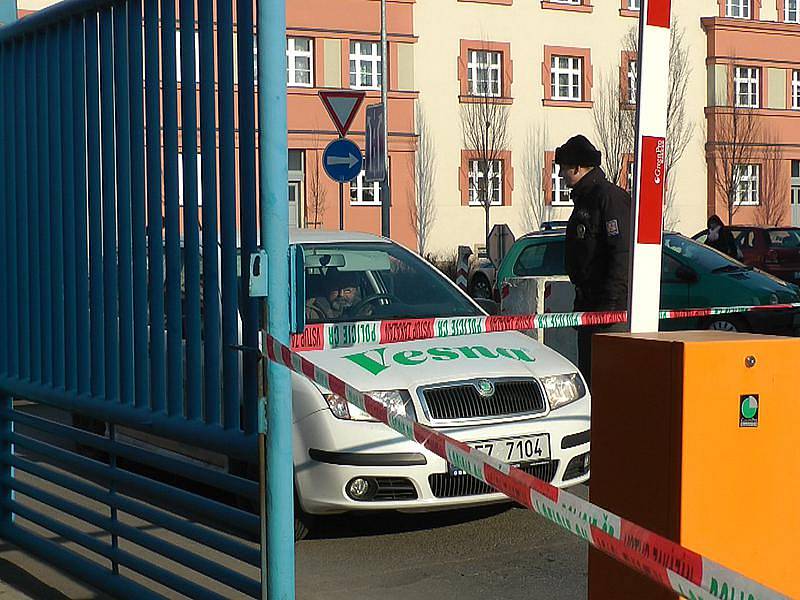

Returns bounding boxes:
[449,434,550,475]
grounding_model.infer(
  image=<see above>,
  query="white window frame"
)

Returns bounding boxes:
[551,0,581,4]
[349,158,389,205]
[349,40,382,91]
[734,66,759,108]
[467,50,502,97]
[725,0,751,18]
[551,162,572,206]
[287,37,313,87]
[177,153,203,207]
[627,0,640,9]
[627,59,637,104]
[733,164,760,206]
[468,159,503,206]
[785,0,799,22]
[551,55,583,102]
[175,30,200,84]
[793,70,800,110]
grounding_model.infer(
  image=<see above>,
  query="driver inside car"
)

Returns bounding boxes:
[305,269,374,322]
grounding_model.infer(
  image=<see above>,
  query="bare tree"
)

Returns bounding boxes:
[520,123,549,232]
[755,133,787,227]
[460,56,511,251]
[591,70,634,187]
[408,102,437,254]
[306,135,327,229]
[709,102,762,225]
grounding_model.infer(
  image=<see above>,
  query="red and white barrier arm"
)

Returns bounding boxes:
[291,303,800,351]
[266,335,788,600]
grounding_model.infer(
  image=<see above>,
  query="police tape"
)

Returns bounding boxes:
[266,335,788,599]
[290,303,800,351]
[266,335,789,600]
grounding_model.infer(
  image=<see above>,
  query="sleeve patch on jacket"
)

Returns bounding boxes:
[606,219,620,237]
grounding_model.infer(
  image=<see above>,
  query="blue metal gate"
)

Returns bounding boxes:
[0,0,265,594]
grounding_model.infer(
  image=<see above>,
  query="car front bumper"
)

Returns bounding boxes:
[744,307,800,335]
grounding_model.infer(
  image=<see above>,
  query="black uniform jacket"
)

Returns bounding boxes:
[564,167,632,311]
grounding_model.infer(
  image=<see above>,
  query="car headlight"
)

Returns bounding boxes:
[540,373,586,410]
[324,390,416,422]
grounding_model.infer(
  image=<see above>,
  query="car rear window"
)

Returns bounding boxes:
[513,241,565,277]
[768,230,800,248]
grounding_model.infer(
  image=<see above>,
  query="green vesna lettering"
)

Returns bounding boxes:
[457,346,498,359]
[496,347,535,362]
[394,350,427,366]
[428,347,460,361]
[344,348,390,376]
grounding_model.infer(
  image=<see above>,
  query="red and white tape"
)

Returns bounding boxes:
[267,335,788,600]
[291,303,800,351]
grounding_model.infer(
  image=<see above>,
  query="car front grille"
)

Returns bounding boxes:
[421,380,546,421]
[372,477,418,501]
[428,460,559,498]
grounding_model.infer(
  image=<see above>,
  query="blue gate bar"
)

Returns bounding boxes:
[0,47,6,377]
[144,0,165,413]
[161,0,183,418]
[179,0,202,421]
[114,3,134,407]
[217,0,238,430]
[199,0,220,426]
[38,33,52,386]
[26,41,41,383]
[128,0,148,408]
[4,46,17,378]
[100,7,120,402]
[61,23,78,393]
[14,41,30,382]
[48,28,66,390]
[237,0,258,434]
[85,13,105,399]
[73,16,91,397]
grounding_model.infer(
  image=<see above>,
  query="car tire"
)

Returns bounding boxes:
[706,316,748,333]
[468,275,492,300]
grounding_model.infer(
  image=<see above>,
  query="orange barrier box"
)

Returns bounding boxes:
[588,331,799,600]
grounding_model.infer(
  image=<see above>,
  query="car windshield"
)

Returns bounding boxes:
[302,242,482,324]
[664,234,748,272]
[768,229,800,248]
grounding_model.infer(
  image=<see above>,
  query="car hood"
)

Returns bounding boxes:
[712,267,800,302]
[297,331,580,392]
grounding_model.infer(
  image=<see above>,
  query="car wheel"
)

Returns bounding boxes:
[468,275,492,300]
[706,317,746,332]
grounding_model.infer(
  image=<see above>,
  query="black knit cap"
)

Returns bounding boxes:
[555,135,602,167]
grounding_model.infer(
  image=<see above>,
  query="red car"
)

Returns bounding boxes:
[693,226,800,284]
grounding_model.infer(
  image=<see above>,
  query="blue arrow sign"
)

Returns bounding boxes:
[323,138,363,184]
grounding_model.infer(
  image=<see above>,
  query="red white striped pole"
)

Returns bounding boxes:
[628,0,672,333]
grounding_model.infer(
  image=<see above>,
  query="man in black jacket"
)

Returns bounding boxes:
[556,135,631,387]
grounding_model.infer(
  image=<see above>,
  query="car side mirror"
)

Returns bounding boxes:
[474,298,500,315]
[675,265,698,283]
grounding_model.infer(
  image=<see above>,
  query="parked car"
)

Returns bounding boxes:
[693,226,800,285]
[495,231,800,334]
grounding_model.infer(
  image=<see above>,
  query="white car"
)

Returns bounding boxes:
[291,230,590,538]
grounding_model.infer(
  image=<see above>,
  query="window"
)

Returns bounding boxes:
[467,50,502,97]
[178,153,203,207]
[175,30,200,84]
[734,66,759,108]
[350,41,382,90]
[627,59,637,104]
[350,166,382,205]
[551,0,581,4]
[513,242,566,277]
[786,0,799,22]
[628,0,640,8]
[793,70,800,110]
[725,0,751,18]
[551,162,572,206]
[734,164,760,205]
[468,159,503,206]
[551,56,582,101]
[287,37,313,87]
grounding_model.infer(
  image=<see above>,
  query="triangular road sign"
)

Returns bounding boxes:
[319,90,366,137]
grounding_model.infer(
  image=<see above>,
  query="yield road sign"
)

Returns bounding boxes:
[319,90,365,137]
[323,138,363,183]
[365,103,386,183]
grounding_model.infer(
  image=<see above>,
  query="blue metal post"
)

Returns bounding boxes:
[257,0,294,597]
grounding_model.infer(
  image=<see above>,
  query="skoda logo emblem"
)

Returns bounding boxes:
[476,379,495,398]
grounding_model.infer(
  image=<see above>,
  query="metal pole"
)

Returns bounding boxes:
[380,0,390,237]
[339,182,344,230]
[257,0,294,599]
